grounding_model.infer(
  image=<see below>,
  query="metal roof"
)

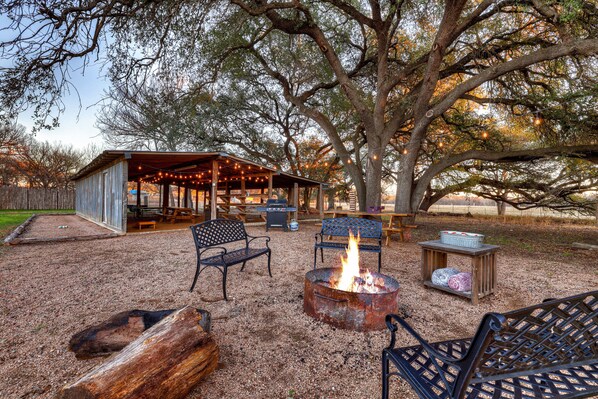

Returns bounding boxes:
[72,150,324,188]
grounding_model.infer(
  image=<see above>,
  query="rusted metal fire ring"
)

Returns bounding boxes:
[304,268,400,331]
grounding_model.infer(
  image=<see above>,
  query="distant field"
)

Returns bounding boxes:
[426,204,591,219]
[0,209,74,239]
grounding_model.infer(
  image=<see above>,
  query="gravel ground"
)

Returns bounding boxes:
[0,216,596,398]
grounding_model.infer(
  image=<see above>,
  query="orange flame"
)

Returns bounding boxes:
[335,230,383,293]
[338,230,361,291]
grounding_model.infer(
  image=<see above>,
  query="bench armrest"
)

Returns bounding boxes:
[385,314,462,364]
[247,235,271,248]
[315,232,324,243]
[198,246,228,261]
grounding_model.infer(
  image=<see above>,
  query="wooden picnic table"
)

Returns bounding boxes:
[323,210,416,245]
[158,207,195,223]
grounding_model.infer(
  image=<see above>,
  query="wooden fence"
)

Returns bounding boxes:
[0,187,75,210]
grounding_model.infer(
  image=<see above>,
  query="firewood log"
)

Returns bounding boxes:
[57,306,219,399]
[69,308,211,359]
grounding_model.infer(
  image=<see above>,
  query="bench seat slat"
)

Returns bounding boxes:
[201,247,270,266]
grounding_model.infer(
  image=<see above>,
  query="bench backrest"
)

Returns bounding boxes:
[190,219,248,248]
[459,290,598,391]
[321,217,382,239]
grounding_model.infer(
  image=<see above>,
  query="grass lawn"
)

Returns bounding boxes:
[0,209,74,239]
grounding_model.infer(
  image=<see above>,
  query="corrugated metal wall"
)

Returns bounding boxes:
[75,159,128,232]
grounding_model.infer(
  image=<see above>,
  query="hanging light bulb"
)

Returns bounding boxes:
[402,148,408,155]
[482,131,489,139]
[534,116,543,126]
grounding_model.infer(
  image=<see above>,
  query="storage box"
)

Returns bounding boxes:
[440,231,484,248]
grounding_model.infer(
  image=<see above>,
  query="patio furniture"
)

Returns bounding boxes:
[189,219,272,300]
[138,220,156,230]
[323,210,416,245]
[314,217,383,271]
[382,290,598,399]
[419,240,499,305]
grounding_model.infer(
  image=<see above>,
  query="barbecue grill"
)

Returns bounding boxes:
[256,199,297,231]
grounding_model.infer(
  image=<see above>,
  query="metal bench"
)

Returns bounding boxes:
[314,217,383,271]
[382,290,598,399]
[189,219,272,300]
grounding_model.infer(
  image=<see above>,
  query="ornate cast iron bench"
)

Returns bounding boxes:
[189,219,272,300]
[314,217,383,271]
[382,290,598,399]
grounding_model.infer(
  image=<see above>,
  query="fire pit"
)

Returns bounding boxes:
[304,232,399,331]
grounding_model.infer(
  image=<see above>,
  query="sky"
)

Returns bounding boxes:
[0,13,108,151]
[18,61,109,150]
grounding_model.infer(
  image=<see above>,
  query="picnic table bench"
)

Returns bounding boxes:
[314,217,383,272]
[158,207,194,223]
[382,290,598,399]
[323,210,416,245]
[189,219,272,300]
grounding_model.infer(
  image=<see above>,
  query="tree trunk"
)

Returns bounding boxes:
[57,306,219,399]
[496,200,506,216]
[326,186,335,210]
[365,156,383,209]
[394,159,416,213]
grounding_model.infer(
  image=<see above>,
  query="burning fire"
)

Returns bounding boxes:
[334,231,385,293]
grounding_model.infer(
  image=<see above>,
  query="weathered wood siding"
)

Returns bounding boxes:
[0,187,75,210]
[75,160,128,232]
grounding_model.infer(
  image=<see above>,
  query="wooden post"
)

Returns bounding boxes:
[318,184,324,218]
[158,184,162,209]
[195,189,199,214]
[162,182,169,210]
[268,172,273,198]
[240,178,246,197]
[177,186,181,207]
[211,160,218,220]
[293,183,299,220]
[136,181,141,207]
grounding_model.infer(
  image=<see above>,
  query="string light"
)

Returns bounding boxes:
[534,116,543,126]
[402,149,408,155]
[482,131,489,139]
[373,154,378,160]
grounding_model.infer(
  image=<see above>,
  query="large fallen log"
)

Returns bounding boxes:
[69,308,211,359]
[57,306,219,399]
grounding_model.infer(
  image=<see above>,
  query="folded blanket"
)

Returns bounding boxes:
[448,272,472,292]
[431,268,460,287]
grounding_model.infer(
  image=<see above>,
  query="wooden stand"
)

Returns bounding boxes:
[419,240,499,305]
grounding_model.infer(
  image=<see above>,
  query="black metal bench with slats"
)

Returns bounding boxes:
[189,219,272,300]
[382,290,598,399]
[314,217,383,271]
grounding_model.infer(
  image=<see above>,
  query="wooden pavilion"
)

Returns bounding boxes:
[72,151,326,233]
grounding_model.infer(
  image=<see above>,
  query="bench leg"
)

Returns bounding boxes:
[378,251,382,273]
[190,261,202,292]
[240,261,247,271]
[222,267,228,301]
[267,250,272,277]
[320,247,324,263]
[313,248,317,270]
[381,351,390,399]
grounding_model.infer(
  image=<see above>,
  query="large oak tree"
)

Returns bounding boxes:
[1,0,597,211]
